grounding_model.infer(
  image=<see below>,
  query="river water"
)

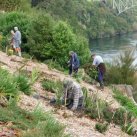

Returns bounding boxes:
[90,32,137,64]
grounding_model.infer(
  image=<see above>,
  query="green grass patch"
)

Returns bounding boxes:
[0,105,68,137]
[42,79,63,93]
[14,74,31,95]
[0,67,18,99]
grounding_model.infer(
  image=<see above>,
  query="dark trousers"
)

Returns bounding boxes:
[69,65,79,75]
[97,63,106,88]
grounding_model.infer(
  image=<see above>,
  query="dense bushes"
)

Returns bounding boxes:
[51,21,90,66]
[27,16,90,66]
[27,14,54,60]
[0,11,90,67]
[0,0,31,12]
[0,12,31,49]
[36,0,137,39]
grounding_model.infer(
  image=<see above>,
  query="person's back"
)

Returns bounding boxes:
[92,54,106,90]
[73,52,80,69]
[14,30,21,43]
[63,78,83,110]
[92,55,104,66]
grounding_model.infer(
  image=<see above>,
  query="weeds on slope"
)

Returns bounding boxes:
[0,104,68,137]
[83,87,135,135]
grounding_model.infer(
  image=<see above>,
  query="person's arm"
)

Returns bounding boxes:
[92,57,96,66]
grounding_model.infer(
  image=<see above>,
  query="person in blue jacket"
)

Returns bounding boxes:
[68,51,80,76]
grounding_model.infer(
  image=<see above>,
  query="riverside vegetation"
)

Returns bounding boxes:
[0,0,137,136]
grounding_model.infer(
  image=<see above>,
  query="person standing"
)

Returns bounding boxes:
[68,51,80,76]
[91,54,106,90]
[14,27,22,57]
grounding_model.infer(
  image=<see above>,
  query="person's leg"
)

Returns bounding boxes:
[74,67,79,74]
[18,47,21,57]
[66,99,73,109]
[77,96,84,110]
[98,70,104,90]
[69,65,73,76]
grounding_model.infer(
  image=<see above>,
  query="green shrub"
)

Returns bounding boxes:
[103,107,113,123]
[14,74,31,95]
[113,88,137,117]
[0,67,18,99]
[0,0,31,12]
[0,12,31,52]
[106,50,137,85]
[113,108,132,126]
[83,61,98,81]
[83,90,108,120]
[52,21,90,67]
[0,0,20,11]
[95,122,108,133]
[122,124,134,135]
[0,105,68,137]
[27,13,54,61]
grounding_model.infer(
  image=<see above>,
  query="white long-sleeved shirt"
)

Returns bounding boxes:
[92,55,104,66]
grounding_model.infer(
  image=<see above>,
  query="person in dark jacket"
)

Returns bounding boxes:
[68,51,80,76]
[91,54,106,90]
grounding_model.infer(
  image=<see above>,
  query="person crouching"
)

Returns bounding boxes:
[62,78,84,111]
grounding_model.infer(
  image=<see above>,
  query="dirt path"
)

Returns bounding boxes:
[0,52,130,137]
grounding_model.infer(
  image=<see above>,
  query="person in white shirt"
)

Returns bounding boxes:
[91,54,106,90]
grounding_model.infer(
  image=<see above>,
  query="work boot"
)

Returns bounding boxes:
[100,81,104,91]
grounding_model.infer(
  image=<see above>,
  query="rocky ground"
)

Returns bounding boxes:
[0,51,132,137]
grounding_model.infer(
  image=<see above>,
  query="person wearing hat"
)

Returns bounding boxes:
[14,27,22,57]
[68,51,80,76]
[62,78,84,111]
[91,54,106,90]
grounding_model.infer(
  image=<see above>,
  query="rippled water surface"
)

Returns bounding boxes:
[90,33,137,64]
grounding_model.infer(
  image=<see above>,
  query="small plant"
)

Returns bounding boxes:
[14,74,31,95]
[113,108,132,126]
[103,107,113,123]
[0,67,18,100]
[95,122,108,133]
[122,124,134,135]
[83,89,108,121]
[42,79,63,93]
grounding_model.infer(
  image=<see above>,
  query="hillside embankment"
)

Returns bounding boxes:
[0,51,133,137]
